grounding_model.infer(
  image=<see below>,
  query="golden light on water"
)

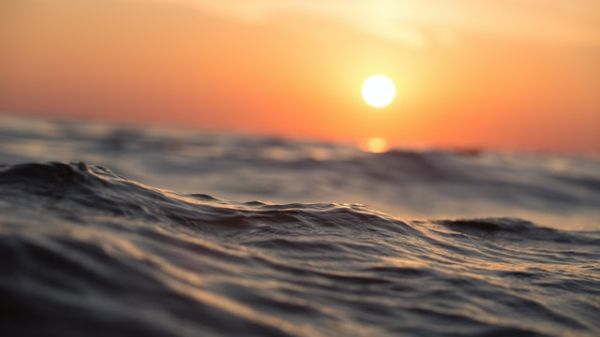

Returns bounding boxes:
[365,137,389,153]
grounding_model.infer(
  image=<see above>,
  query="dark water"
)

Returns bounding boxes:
[0,116,599,337]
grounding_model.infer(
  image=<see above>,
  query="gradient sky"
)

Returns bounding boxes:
[1,0,599,153]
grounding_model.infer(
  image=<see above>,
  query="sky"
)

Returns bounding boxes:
[1,0,599,153]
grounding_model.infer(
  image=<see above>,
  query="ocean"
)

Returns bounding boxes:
[1,115,599,337]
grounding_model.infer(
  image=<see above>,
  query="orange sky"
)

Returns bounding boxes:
[1,0,599,153]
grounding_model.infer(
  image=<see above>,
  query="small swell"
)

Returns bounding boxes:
[0,161,111,188]
[436,217,541,233]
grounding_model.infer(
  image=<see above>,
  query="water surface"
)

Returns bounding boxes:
[0,116,598,337]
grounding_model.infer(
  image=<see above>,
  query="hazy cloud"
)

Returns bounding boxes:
[165,0,600,48]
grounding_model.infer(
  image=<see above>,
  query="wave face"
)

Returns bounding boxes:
[0,161,599,337]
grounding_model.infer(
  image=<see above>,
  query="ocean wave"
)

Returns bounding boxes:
[1,162,598,337]
[2,116,599,231]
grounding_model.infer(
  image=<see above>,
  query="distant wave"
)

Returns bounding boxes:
[1,116,599,231]
[1,162,598,337]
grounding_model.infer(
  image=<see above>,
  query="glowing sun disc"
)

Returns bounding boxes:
[361,75,396,108]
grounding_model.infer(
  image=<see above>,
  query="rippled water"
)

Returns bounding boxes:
[0,116,599,337]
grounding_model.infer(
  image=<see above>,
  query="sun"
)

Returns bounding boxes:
[361,75,396,108]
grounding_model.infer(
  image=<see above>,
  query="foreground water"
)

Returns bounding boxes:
[0,116,599,337]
